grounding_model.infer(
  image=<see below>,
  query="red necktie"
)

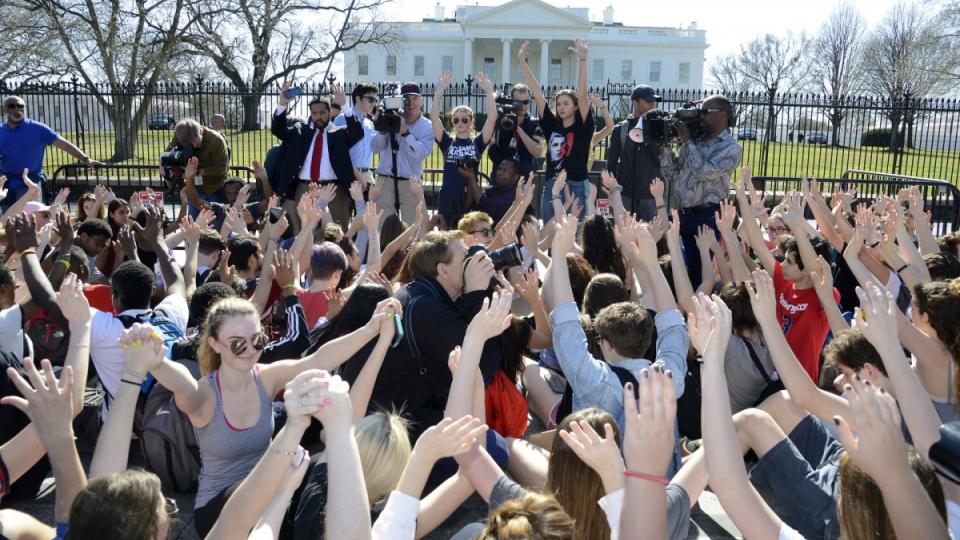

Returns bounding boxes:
[309,130,324,182]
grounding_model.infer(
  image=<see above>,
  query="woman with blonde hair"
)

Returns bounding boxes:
[431,70,498,228]
[132,293,400,536]
[481,492,576,540]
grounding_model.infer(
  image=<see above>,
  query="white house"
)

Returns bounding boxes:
[343,0,707,89]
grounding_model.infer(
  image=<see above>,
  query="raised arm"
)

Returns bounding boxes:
[715,200,751,283]
[589,94,613,145]
[518,41,546,117]
[13,214,62,322]
[736,169,776,274]
[907,187,940,256]
[694,294,785,540]
[348,319,394,422]
[746,269,849,422]
[570,38,590,122]
[431,72,452,143]
[476,73,498,144]
[809,255,849,334]
[663,211,696,314]
[0,172,41,225]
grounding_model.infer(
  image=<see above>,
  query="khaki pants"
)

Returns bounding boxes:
[284,181,351,235]
[375,174,419,226]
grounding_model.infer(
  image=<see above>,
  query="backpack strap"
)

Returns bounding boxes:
[402,296,428,377]
[556,364,640,423]
[742,336,773,385]
[619,119,629,151]
[610,365,640,400]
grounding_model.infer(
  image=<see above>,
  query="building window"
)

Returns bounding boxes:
[414,56,425,77]
[386,55,397,76]
[679,62,690,84]
[592,59,604,82]
[484,57,495,76]
[358,55,369,76]
[442,55,453,73]
[550,58,562,84]
[621,60,632,81]
[649,61,661,83]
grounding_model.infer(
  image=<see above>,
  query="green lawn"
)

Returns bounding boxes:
[42,129,960,190]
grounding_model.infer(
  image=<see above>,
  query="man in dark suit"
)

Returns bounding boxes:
[272,81,364,232]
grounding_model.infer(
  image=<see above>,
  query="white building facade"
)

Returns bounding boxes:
[343,0,707,90]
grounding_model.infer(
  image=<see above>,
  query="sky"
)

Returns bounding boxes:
[345,0,910,77]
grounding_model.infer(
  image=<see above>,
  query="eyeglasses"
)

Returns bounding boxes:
[767,226,789,235]
[514,99,530,105]
[471,227,493,238]
[452,116,471,125]
[701,108,724,115]
[164,497,179,518]
[218,332,268,356]
[5,104,24,110]
[362,95,379,104]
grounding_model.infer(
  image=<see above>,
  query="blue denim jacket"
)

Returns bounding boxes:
[550,302,688,431]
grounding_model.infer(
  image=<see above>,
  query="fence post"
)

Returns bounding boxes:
[761,84,777,177]
[896,90,912,176]
[195,75,205,125]
[71,75,85,153]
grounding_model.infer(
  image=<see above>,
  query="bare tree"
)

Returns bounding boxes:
[10,0,203,162]
[736,32,811,141]
[708,53,755,130]
[862,2,956,150]
[182,0,398,131]
[0,5,67,80]
[811,2,866,146]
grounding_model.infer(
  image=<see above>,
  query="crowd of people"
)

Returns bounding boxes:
[0,37,958,540]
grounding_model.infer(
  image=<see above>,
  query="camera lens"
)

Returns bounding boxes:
[488,243,522,271]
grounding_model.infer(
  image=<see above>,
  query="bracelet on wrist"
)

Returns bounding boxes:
[55,258,71,268]
[19,248,36,257]
[656,204,666,210]
[624,470,669,485]
[895,263,909,274]
[282,283,297,291]
[868,241,880,249]
[121,377,143,387]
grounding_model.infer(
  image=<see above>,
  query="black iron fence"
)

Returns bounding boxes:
[2,78,959,184]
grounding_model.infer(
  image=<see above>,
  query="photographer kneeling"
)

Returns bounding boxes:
[660,95,741,287]
[165,119,230,215]
[431,71,498,228]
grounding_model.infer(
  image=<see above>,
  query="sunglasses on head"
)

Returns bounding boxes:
[220,332,268,356]
[452,116,471,125]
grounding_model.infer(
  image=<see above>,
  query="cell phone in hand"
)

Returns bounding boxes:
[283,87,303,100]
[391,313,404,348]
[268,207,283,224]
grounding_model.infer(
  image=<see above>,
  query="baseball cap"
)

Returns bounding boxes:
[23,201,51,215]
[400,82,422,96]
[631,85,660,103]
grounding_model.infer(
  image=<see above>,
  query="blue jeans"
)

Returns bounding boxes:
[540,176,588,224]
[188,186,226,219]
[679,204,720,289]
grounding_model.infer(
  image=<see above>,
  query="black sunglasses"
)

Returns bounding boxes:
[5,104,24,110]
[219,332,268,356]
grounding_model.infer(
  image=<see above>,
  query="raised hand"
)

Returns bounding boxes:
[53,187,70,207]
[415,416,488,462]
[363,201,382,231]
[569,38,588,60]
[694,225,714,253]
[317,184,337,205]
[589,93,607,112]
[518,40,530,64]
[600,169,620,192]
[809,255,834,297]
[687,293,718,355]
[520,221,541,256]
[853,282,898,349]
[54,209,75,248]
[475,72,494,93]
[330,83,347,107]
[220,249,237,285]
[465,290,513,342]
[512,266,541,303]
[252,160,268,182]
[363,298,404,336]
[409,176,425,202]
[551,213,578,255]
[650,177,664,203]
[834,377,907,483]
[271,249,296,289]
[22,169,38,193]
[348,181,364,204]
[56,273,90,323]
[438,70,454,92]
[284,370,333,428]
[312,374,353,429]
[279,80,294,107]
[1,358,75,443]
[234,184,252,209]
[552,170,568,198]
[118,322,167,377]
[323,289,347,319]
[196,207,216,231]
[117,226,138,258]
[622,367,676,476]
[268,212,289,241]
[557,420,623,486]
[746,268,777,321]
[715,199,737,234]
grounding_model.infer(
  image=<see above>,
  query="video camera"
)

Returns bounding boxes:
[467,243,522,272]
[643,102,707,145]
[374,92,409,133]
[455,156,479,171]
[494,95,524,132]
[160,145,195,186]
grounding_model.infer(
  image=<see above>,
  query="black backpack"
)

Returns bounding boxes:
[555,364,639,422]
[138,364,202,494]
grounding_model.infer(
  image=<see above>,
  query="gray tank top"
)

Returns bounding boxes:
[933,358,960,423]
[194,367,274,508]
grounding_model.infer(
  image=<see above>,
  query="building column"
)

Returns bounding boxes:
[501,39,512,83]
[464,38,473,76]
[540,40,550,85]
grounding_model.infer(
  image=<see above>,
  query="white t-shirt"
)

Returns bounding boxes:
[780,524,806,540]
[0,305,25,360]
[89,294,188,407]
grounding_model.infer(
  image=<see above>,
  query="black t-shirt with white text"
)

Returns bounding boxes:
[540,104,594,181]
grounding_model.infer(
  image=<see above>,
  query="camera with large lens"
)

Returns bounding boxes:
[159,145,195,191]
[494,95,523,132]
[374,94,407,133]
[467,243,523,272]
[643,102,706,144]
[455,156,479,171]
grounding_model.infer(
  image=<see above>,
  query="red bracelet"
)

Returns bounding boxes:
[624,470,669,485]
